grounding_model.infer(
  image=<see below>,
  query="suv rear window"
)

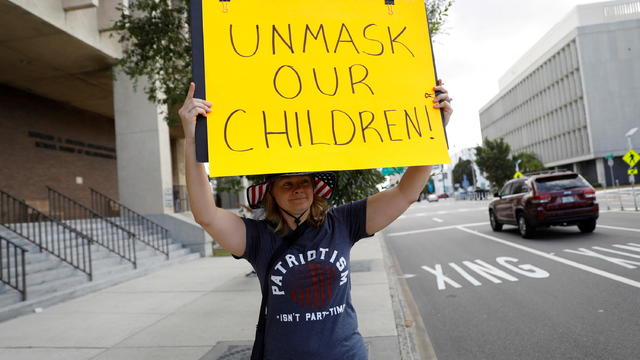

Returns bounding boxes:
[534,174,590,192]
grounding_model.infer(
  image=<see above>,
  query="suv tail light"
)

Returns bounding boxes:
[584,189,596,199]
[531,194,551,204]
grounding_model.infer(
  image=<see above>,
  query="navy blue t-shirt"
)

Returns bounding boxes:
[238,199,373,360]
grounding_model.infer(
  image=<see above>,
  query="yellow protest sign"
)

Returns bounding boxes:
[191,0,450,176]
[513,171,524,179]
[622,149,639,167]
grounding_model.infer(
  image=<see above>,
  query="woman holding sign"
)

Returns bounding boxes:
[179,81,452,360]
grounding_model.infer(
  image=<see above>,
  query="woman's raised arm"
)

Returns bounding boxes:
[180,83,247,257]
[365,81,453,235]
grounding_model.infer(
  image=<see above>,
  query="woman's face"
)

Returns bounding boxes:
[270,175,314,215]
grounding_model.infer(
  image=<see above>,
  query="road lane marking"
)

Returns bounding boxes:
[457,227,640,289]
[598,225,640,232]
[399,207,486,219]
[592,246,640,259]
[432,217,444,223]
[560,243,640,269]
[613,243,640,252]
[388,222,488,236]
[598,210,640,214]
[398,274,416,279]
[563,248,640,269]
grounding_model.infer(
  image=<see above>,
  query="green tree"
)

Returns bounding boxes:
[214,176,243,195]
[332,170,385,205]
[112,0,452,204]
[246,170,384,206]
[111,0,191,125]
[426,0,454,37]
[475,138,515,191]
[512,152,545,174]
[452,158,473,188]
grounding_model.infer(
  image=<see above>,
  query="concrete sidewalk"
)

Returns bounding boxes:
[0,235,410,360]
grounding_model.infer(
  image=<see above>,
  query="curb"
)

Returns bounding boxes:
[379,231,438,360]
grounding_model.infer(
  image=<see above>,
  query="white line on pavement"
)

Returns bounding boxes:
[598,225,640,233]
[456,227,640,289]
[387,222,489,236]
[432,218,444,223]
[600,210,640,214]
[398,274,417,279]
[400,208,486,219]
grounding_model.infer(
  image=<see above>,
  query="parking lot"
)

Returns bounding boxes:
[384,197,640,360]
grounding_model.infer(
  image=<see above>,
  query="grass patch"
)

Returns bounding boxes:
[213,248,232,257]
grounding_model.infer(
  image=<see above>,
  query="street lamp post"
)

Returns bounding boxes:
[625,127,637,150]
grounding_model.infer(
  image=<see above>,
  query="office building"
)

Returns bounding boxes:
[480,0,640,186]
[0,0,188,213]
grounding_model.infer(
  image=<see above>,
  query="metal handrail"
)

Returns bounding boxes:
[47,187,137,269]
[0,189,93,280]
[0,235,28,301]
[90,188,169,259]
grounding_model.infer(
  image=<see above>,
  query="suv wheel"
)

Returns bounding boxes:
[578,219,596,233]
[517,213,535,238]
[489,210,502,232]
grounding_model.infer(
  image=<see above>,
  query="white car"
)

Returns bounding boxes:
[427,194,439,202]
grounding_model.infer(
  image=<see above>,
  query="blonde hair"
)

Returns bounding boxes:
[263,191,330,235]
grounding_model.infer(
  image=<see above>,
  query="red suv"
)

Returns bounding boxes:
[488,172,599,238]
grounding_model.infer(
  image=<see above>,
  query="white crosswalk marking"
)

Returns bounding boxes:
[563,248,640,269]
[457,227,640,289]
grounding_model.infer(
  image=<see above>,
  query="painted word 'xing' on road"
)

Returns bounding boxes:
[421,257,550,291]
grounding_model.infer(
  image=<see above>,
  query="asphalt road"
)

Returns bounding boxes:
[383,198,640,360]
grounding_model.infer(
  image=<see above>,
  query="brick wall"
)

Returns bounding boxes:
[0,85,118,211]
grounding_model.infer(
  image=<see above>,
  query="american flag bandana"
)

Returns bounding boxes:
[246,172,336,209]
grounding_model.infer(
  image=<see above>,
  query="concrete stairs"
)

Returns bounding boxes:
[0,219,201,322]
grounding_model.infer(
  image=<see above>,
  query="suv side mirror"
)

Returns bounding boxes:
[494,192,500,198]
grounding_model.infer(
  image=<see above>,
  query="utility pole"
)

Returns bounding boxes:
[625,127,638,211]
[442,170,447,195]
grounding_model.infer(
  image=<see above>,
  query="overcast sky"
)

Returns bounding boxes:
[432,0,604,154]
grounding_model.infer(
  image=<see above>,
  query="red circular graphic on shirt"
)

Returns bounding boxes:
[286,262,338,309]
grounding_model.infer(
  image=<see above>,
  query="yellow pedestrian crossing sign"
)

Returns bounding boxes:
[513,171,524,179]
[629,168,638,175]
[623,149,639,167]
